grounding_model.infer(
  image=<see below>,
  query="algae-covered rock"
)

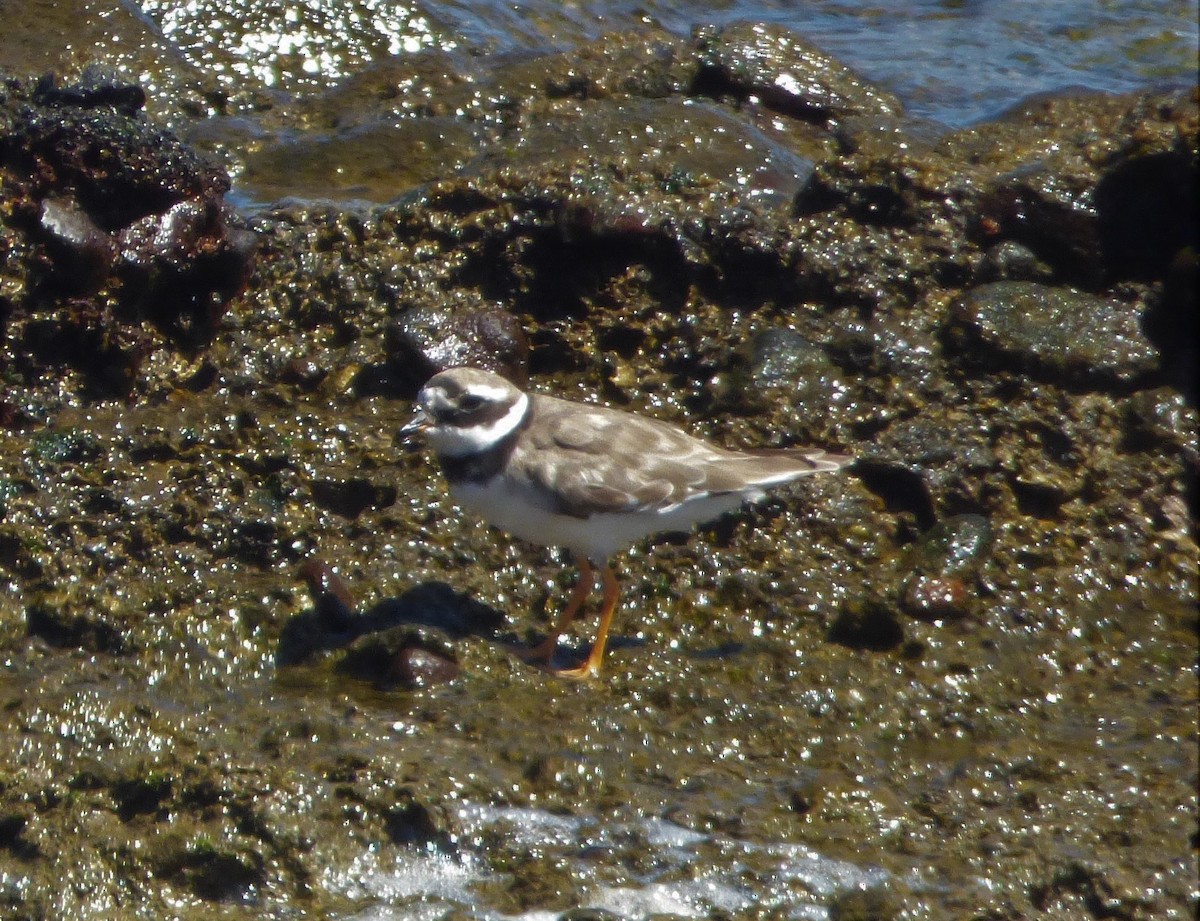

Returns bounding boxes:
[693,21,903,122]
[947,280,1159,385]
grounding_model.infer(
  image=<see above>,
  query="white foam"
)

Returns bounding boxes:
[330,802,889,921]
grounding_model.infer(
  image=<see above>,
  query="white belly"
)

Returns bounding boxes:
[450,477,748,562]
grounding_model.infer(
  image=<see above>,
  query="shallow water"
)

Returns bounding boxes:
[138,0,1198,126]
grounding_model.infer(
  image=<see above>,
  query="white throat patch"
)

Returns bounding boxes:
[427,392,529,458]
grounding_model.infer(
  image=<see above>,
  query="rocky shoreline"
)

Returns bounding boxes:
[0,17,1196,921]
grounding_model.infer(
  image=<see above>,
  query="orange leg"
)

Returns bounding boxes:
[523,555,594,664]
[556,563,620,680]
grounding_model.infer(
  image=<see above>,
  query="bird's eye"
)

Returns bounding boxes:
[459,394,485,411]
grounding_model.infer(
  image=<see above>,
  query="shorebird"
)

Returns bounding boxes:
[402,366,851,677]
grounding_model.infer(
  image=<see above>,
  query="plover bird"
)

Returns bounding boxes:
[402,366,852,678]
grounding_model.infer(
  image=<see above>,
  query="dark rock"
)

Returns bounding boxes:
[298,558,358,629]
[151,832,267,902]
[223,517,291,566]
[693,22,902,123]
[383,789,455,851]
[977,240,1054,283]
[1122,388,1192,450]
[946,281,1159,386]
[983,160,1104,283]
[828,599,905,651]
[112,772,172,820]
[37,196,116,293]
[386,303,529,391]
[0,70,255,387]
[336,625,460,691]
[966,88,1197,287]
[828,883,901,921]
[1095,145,1196,282]
[309,476,398,518]
[900,514,993,621]
[1142,247,1198,402]
[32,68,145,114]
[26,595,126,653]
[724,327,848,416]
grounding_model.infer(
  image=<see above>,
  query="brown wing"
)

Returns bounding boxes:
[510,394,849,518]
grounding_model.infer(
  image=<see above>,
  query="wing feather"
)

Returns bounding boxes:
[508,395,850,518]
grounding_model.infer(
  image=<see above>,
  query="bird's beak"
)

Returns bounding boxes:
[399,407,430,440]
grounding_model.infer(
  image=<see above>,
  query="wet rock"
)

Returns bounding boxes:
[386,303,529,391]
[901,575,972,622]
[220,517,295,566]
[298,558,358,630]
[966,88,1198,286]
[478,96,817,217]
[31,67,144,113]
[946,281,1159,386]
[853,410,996,528]
[150,831,267,902]
[25,595,127,653]
[0,69,255,387]
[1122,388,1193,450]
[383,789,456,851]
[239,117,482,206]
[1029,857,1152,919]
[746,327,833,385]
[828,599,905,651]
[336,625,461,691]
[294,48,484,127]
[794,113,962,233]
[112,772,173,821]
[37,196,117,293]
[900,515,993,621]
[977,240,1054,283]
[693,22,902,123]
[491,28,696,105]
[724,327,848,415]
[309,476,398,518]
[829,883,901,921]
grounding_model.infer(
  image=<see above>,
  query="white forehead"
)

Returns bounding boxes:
[422,379,515,409]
